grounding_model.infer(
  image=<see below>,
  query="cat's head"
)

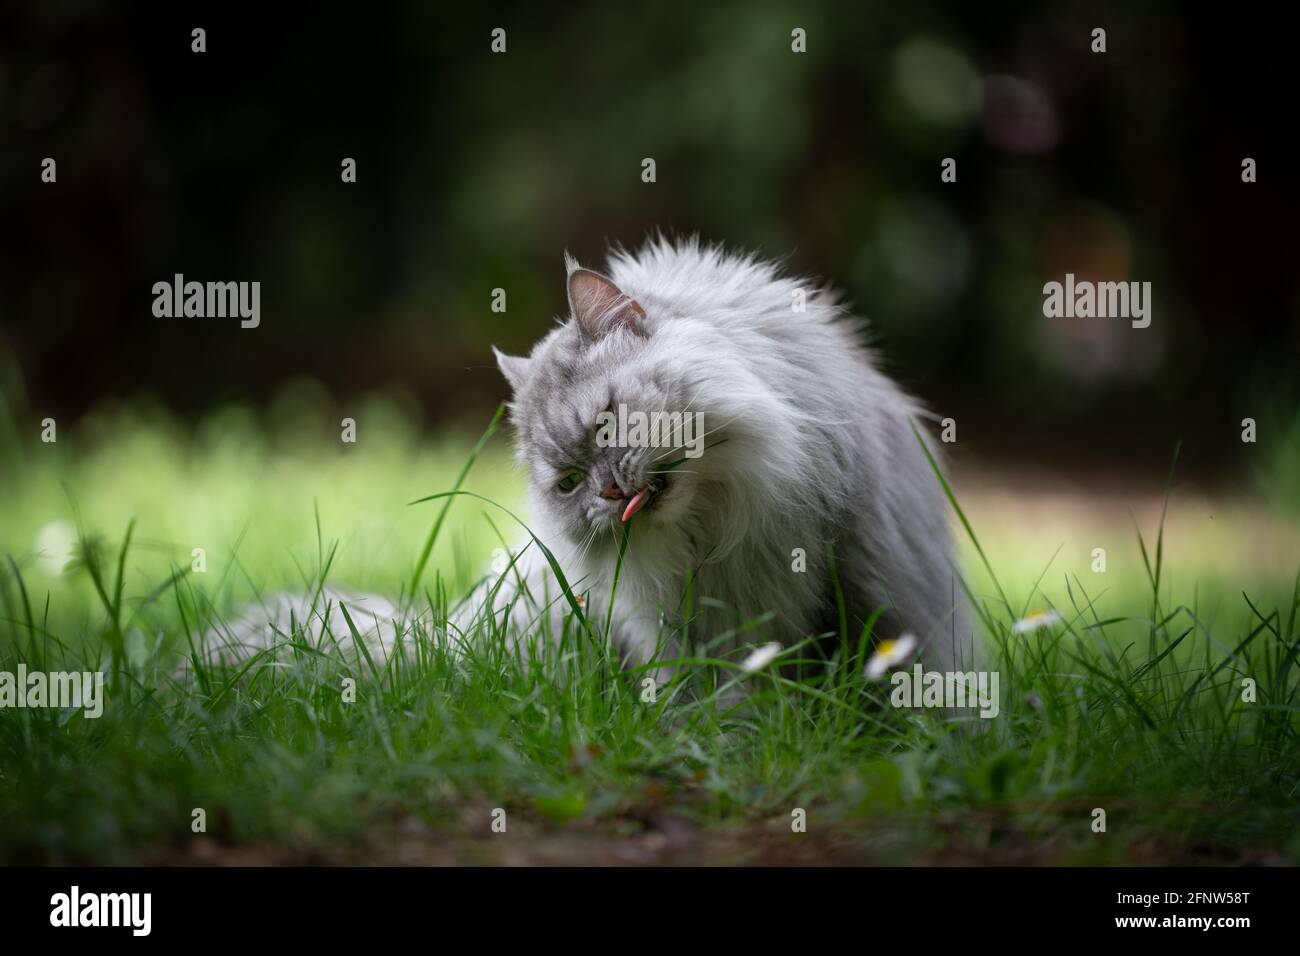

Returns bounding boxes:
[493,255,727,549]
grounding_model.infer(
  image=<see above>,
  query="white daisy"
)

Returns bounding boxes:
[865,633,917,679]
[740,642,783,673]
[1012,608,1063,634]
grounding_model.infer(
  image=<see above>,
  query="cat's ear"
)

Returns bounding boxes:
[493,346,532,392]
[566,257,646,341]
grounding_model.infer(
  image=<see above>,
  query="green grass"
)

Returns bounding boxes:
[1,396,1298,864]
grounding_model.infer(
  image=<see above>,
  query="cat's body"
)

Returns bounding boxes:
[206,239,969,676]
[476,238,969,673]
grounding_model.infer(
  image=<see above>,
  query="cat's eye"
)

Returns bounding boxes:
[556,469,585,493]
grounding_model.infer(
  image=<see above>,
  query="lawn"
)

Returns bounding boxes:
[2,394,1298,864]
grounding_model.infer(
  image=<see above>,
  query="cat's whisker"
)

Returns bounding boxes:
[649,414,737,463]
[568,524,596,569]
[690,415,739,443]
[671,394,699,417]
[579,523,600,557]
[575,520,606,567]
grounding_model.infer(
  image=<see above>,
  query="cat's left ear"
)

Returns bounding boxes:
[566,260,646,341]
[493,346,532,392]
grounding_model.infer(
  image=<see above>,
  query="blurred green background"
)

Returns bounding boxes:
[3,3,1298,455]
[1,2,1297,582]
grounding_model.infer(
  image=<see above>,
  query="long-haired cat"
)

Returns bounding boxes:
[476,237,969,674]
[206,237,970,677]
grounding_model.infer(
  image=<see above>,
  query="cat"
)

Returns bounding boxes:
[468,236,970,676]
[202,237,970,679]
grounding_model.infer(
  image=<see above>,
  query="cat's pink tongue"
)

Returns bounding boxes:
[621,487,651,523]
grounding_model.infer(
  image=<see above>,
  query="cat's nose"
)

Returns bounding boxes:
[599,481,627,501]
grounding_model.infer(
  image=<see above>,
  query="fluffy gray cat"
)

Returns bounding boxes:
[476,237,969,674]
[205,238,969,677]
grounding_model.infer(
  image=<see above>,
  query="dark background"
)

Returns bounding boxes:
[1,1,1296,478]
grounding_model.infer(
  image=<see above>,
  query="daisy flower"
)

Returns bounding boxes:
[865,633,917,679]
[1012,608,1062,634]
[740,642,782,673]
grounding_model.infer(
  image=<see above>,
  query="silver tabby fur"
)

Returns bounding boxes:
[480,237,970,674]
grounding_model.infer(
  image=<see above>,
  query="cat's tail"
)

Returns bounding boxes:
[187,588,435,673]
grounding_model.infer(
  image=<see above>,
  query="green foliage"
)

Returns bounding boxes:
[1,403,1298,864]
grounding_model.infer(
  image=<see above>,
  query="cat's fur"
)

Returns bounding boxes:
[205,238,970,675]
[477,237,969,673]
